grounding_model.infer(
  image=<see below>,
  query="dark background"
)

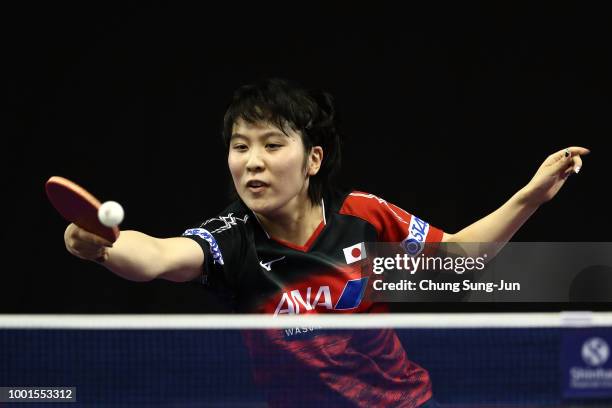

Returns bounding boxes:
[3,3,610,313]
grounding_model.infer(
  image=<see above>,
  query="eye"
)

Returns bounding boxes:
[232,144,248,152]
[266,143,282,150]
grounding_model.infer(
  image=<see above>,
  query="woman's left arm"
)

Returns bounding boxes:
[442,146,590,256]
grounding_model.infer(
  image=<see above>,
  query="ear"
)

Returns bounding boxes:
[307,146,324,176]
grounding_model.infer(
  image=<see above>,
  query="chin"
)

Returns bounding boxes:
[242,196,275,215]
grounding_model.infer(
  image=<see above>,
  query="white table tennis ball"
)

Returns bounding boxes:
[98,201,124,227]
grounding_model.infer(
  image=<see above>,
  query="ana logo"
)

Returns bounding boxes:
[274,278,369,317]
[259,256,285,271]
[401,216,429,256]
[343,242,367,264]
[582,337,610,367]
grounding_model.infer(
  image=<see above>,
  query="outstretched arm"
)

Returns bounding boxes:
[442,146,590,256]
[64,224,204,282]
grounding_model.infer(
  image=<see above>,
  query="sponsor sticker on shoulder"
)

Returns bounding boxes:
[401,216,429,256]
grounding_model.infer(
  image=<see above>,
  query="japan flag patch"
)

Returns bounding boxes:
[343,242,367,264]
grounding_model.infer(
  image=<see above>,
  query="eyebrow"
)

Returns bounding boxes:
[230,131,288,141]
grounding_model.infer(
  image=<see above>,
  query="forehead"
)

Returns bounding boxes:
[231,118,301,139]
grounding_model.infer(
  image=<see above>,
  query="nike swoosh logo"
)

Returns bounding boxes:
[260,256,286,271]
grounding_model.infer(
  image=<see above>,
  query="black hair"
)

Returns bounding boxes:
[222,78,342,204]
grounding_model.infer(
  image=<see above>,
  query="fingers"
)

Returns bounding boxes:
[65,225,113,248]
[552,146,590,162]
[73,227,114,248]
[559,151,584,178]
[563,147,587,174]
[94,251,109,264]
[549,148,575,175]
[569,146,591,156]
[76,247,109,262]
[544,146,590,169]
[572,154,583,174]
[64,223,113,262]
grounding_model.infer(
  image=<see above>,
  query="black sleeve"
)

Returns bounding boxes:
[181,210,250,291]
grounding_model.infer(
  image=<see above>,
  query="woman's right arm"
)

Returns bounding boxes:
[64,223,204,282]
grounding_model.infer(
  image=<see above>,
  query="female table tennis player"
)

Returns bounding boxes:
[64,78,588,407]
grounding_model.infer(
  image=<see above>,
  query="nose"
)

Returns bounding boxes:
[245,147,265,173]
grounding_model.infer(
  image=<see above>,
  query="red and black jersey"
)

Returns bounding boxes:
[183,190,444,407]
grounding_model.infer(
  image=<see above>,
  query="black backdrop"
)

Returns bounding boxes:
[4,3,610,313]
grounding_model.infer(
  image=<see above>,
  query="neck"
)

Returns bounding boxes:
[255,196,323,247]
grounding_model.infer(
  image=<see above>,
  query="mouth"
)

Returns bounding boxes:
[246,180,269,193]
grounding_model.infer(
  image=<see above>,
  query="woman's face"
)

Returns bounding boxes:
[228,118,321,217]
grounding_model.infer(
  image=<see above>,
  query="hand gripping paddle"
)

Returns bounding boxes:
[45,176,120,243]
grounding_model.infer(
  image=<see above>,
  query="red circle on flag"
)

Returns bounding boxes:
[351,247,361,258]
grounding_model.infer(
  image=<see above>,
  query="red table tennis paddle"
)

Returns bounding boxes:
[45,176,120,243]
